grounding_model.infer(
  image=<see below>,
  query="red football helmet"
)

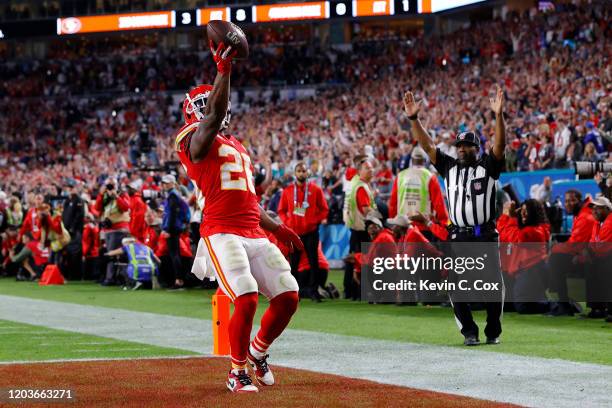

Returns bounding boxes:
[182,84,231,129]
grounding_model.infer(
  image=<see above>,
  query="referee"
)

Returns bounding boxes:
[403,86,506,346]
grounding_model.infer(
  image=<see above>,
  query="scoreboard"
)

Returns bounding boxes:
[0,0,487,39]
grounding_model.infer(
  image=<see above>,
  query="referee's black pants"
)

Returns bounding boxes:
[290,228,320,298]
[449,231,503,340]
[344,229,370,300]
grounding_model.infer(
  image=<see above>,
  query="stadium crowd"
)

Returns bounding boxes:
[0,2,610,318]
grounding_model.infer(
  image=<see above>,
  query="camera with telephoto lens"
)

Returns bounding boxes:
[101,218,113,229]
[142,189,160,200]
[574,161,612,177]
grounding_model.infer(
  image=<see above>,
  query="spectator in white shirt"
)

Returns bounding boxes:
[554,117,572,166]
[530,177,553,204]
[437,131,457,158]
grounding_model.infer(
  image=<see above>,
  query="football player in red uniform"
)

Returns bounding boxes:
[175,42,303,393]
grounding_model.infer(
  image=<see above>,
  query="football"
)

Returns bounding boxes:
[206,20,249,60]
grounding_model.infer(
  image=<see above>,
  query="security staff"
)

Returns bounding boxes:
[388,147,449,241]
[342,156,377,300]
[278,162,329,301]
[403,86,506,346]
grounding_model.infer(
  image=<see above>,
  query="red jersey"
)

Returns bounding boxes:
[26,241,50,266]
[142,225,159,253]
[175,123,265,238]
[552,198,596,255]
[497,214,550,275]
[589,214,612,258]
[82,222,100,258]
[155,231,193,258]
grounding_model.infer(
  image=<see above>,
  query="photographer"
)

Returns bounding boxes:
[95,180,131,285]
[129,123,159,167]
[497,200,551,314]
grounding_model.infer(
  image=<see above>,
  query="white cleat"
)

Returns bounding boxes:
[226,369,259,393]
[247,350,275,386]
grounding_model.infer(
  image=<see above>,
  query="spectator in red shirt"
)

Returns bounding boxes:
[142,210,161,253]
[374,163,393,196]
[9,232,50,280]
[82,213,101,281]
[1,227,19,276]
[127,179,147,242]
[387,215,430,245]
[548,189,596,316]
[497,200,551,314]
[584,197,612,320]
[387,215,443,304]
[278,162,329,301]
[348,211,395,300]
[18,193,44,240]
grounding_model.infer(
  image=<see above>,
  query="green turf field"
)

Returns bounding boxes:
[0,272,610,365]
[0,319,195,362]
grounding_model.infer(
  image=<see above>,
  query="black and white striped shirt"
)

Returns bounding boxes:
[433,148,503,227]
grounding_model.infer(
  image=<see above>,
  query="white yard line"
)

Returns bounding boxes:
[0,355,209,366]
[0,295,610,408]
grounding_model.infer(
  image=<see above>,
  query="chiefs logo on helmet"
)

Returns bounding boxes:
[182,84,231,129]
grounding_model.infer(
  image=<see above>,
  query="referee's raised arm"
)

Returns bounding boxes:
[403,91,437,164]
[490,85,506,161]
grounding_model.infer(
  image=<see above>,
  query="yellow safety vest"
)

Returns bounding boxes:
[343,176,376,231]
[397,167,432,217]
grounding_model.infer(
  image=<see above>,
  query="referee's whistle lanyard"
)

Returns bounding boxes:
[293,182,310,209]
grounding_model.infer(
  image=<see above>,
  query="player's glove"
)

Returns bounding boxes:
[271,224,304,252]
[210,41,236,75]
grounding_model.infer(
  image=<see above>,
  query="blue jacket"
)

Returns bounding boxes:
[162,189,190,233]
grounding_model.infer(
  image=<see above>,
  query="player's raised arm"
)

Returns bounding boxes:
[189,42,236,162]
[403,91,437,164]
[490,85,506,160]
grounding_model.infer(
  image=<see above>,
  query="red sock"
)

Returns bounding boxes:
[250,291,298,356]
[229,292,258,369]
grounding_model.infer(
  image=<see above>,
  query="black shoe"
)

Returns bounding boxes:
[486,337,500,345]
[606,315,612,323]
[585,309,607,319]
[325,283,340,299]
[310,291,323,303]
[464,336,480,346]
[544,303,574,317]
